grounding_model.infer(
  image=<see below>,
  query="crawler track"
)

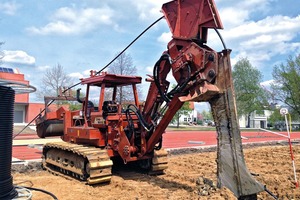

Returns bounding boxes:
[42,142,113,185]
[149,149,168,175]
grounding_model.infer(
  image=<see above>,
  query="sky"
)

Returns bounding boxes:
[0,0,299,111]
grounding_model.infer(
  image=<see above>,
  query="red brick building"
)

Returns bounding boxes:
[0,67,46,124]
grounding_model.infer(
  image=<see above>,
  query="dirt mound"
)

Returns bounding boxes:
[12,145,300,199]
[12,162,42,173]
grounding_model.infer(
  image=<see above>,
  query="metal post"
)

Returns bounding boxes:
[284,113,299,188]
[280,108,298,188]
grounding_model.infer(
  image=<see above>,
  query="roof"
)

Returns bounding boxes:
[81,72,142,87]
[0,67,14,74]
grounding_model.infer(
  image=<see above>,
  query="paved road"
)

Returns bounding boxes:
[12,130,300,162]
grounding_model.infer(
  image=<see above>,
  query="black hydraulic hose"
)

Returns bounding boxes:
[264,186,278,200]
[125,109,135,136]
[154,137,162,150]
[153,54,171,102]
[153,54,192,102]
[126,108,148,130]
[76,88,83,103]
[12,99,55,139]
[16,16,165,136]
[96,16,164,75]
[167,64,191,98]
[127,104,150,129]
[56,16,165,92]
[126,104,150,131]
[213,28,227,50]
[23,186,58,200]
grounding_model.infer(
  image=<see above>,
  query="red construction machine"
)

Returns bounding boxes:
[36,0,264,199]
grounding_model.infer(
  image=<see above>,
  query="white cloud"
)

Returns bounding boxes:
[217,0,273,27]
[225,15,300,41]
[260,79,275,87]
[68,69,93,79]
[36,65,51,71]
[83,69,92,76]
[219,8,249,28]
[26,6,116,35]
[133,0,169,21]
[221,14,300,70]
[69,72,84,79]
[0,2,20,15]
[146,66,152,74]
[2,50,35,65]
[157,32,172,45]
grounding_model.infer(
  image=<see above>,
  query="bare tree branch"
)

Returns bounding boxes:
[36,64,74,101]
[108,52,143,102]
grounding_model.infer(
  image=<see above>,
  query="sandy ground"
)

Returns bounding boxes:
[12,144,300,200]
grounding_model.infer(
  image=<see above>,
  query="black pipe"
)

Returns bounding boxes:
[76,88,83,103]
[0,86,18,199]
[153,54,171,103]
[23,186,58,200]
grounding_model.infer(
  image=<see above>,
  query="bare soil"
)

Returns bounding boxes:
[12,144,300,200]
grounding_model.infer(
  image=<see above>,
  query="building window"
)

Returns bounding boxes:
[14,110,24,123]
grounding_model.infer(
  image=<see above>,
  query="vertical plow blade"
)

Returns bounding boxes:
[210,50,264,198]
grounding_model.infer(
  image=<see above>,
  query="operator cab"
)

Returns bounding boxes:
[79,71,142,124]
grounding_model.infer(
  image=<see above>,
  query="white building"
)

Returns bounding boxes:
[239,110,273,128]
[179,109,198,125]
[178,102,198,125]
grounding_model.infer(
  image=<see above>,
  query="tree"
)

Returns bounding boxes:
[108,52,143,102]
[272,54,300,118]
[201,110,212,121]
[232,58,268,127]
[37,64,74,100]
[268,109,284,127]
[172,102,192,128]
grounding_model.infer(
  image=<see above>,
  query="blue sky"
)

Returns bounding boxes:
[0,0,300,111]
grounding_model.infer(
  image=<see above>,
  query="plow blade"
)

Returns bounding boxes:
[209,50,264,198]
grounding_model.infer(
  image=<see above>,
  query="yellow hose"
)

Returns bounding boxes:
[288,113,292,133]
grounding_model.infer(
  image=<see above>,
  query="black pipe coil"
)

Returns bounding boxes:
[0,86,18,199]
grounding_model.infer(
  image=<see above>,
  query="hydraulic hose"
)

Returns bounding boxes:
[125,109,135,140]
[153,54,192,102]
[264,186,278,200]
[23,186,58,200]
[126,104,150,131]
[213,28,227,50]
[153,54,171,103]
[166,64,191,98]
[15,16,165,136]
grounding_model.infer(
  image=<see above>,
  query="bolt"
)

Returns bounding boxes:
[208,54,214,62]
[208,70,215,78]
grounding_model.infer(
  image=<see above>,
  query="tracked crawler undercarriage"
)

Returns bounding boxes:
[42,142,168,184]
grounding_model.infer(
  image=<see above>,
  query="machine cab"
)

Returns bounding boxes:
[78,71,142,127]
